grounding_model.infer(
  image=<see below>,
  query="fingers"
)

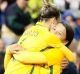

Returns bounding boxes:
[61,63,68,69]
[61,58,69,69]
[11,44,19,48]
[11,44,24,51]
[12,50,20,54]
[9,44,24,55]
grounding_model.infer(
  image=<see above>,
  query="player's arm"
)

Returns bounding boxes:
[14,51,48,64]
[4,44,23,69]
[60,44,76,62]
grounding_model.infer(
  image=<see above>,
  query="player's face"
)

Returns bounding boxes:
[50,23,66,42]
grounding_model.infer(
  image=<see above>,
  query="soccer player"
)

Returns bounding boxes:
[4,4,75,74]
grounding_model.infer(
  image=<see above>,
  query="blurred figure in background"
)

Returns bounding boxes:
[1,0,33,46]
[61,10,78,52]
[73,17,80,52]
[74,17,80,41]
[0,0,8,37]
[62,10,76,30]
[0,1,7,73]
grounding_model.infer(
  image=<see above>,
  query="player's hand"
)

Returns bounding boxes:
[61,58,69,69]
[9,44,24,55]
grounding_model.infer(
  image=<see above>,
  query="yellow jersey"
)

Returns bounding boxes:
[4,22,75,74]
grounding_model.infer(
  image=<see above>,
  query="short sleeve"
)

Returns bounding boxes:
[46,33,61,47]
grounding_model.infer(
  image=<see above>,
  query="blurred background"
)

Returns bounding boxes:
[0,0,80,74]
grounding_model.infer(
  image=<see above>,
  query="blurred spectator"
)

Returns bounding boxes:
[74,26,80,41]
[62,10,76,30]
[76,18,80,26]
[53,0,80,18]
[74,18,80,40]
[0,1,7,73]
[0,0,8,37]
[61,10,78,52]
[0,1,8,12]
[1,0,33,46]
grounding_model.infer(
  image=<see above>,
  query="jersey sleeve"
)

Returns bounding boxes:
[41,44,75,66]
[14,51,47,64]
[47,33,61,47]
[40,46,63,66]
[60,44,76,62]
